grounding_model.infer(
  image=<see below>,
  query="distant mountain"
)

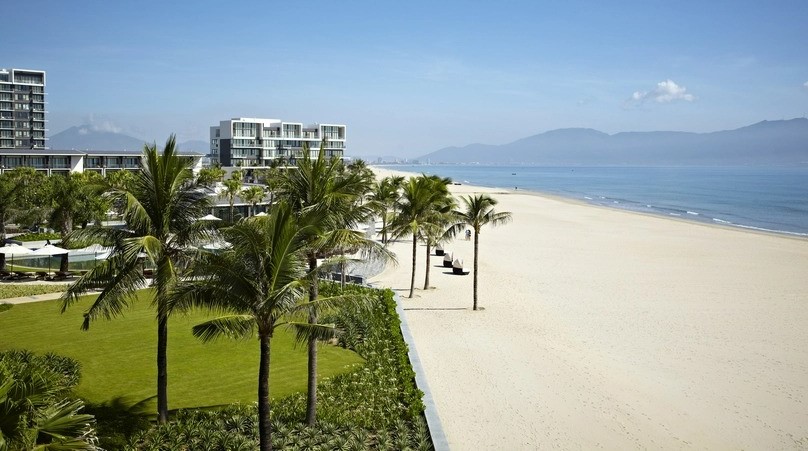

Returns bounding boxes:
[49,125,148,151]
[419,119,808,165]
[178,140,209,153]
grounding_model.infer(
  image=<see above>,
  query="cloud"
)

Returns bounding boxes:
[84,114,123,133]
[627,79,696,106]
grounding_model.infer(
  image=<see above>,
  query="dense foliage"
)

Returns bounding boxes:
[122,285,431,450]
[0,350,98,450]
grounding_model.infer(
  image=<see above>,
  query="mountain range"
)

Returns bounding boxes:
[419,119,808,165]
[49,125,209,153]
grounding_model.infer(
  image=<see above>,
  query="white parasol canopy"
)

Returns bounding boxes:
[0,243,33,256]
[198,214,222,221]
[254,212,268,217]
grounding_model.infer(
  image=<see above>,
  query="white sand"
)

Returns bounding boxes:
[370,167,808,450]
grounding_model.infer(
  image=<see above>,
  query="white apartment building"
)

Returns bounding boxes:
[0,68,47,150]
[210,117,346,167]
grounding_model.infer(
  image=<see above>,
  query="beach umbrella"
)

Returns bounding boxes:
[0,243,33,270]
[254,211,268,217]
[29,244,69,273]
[198,214,222,221]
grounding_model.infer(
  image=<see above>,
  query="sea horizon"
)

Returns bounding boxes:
[377,164,808,237]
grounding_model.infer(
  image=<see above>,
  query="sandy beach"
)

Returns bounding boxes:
[369,167,808,450]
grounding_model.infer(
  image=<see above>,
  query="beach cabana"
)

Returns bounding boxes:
[0,243,33,272]
[29,244,70,275]
[452,258,465,275]
[443,252,453,268]
[436,244,445,256]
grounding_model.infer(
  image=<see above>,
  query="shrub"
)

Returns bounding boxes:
[0,350,98,450]
[0,283,66,300]
[10,231,62,242]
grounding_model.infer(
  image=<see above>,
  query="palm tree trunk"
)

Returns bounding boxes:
[157,310,169,423]
[258,332,272,451]
[473,230,479,311]
[306,255,318,426]
[423,242,431,290]
[409,234,417,298]
[381,214,387,245]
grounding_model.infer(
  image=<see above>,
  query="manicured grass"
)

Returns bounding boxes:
[0,290,363,412]
[0,283,67,300]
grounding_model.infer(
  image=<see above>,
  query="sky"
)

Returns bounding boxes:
[4,0,808,158]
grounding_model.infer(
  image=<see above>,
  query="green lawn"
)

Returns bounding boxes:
[0,291,363,412]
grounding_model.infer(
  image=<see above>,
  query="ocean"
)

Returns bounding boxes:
[380,165,808,237]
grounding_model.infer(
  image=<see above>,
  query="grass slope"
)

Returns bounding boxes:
[0,290,363,412]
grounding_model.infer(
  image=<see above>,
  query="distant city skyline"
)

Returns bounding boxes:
[5,0,808,157]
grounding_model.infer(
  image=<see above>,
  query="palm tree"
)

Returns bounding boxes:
[168,203,338,451]
[366,176,404,245]
[221,171,243,222]
[388,175,453,298]
[449,194,512,310]
[277,143,388,426]
[48,172,107,271]
[60,135,212,423]
[242,185,266,216]
[418,181,455,290]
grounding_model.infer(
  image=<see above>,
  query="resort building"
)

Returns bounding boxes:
[210,117,346,167]
[0,149,204,177]
[0,68,47,150]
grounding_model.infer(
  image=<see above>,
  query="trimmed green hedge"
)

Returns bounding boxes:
[0,284,66,300]
[10,232,61,242]
[0,303,12,313]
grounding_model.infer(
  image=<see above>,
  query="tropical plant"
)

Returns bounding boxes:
[60,135,213,423]
[197,165,226,187]
[277,142,388,426]
[48,172,108,271]
[168,203,341,451]
[448,194,512,310]
[0,350,98,450]
[367,175,404,245]
[0,168,45,270]
[242,185,266,217]
[388,175,454,298]
[221,171,243,222]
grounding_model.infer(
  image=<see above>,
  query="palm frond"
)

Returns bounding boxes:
[192,315,256,342]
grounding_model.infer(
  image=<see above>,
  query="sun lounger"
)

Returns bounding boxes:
[54,271,74,280]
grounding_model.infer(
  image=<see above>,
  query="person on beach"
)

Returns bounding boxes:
[465,229,471,240]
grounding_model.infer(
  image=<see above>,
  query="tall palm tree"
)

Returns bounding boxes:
[277,143,388,426]
[388,175,453,298]
[221,175,242,222]
[242,185,266,216]
[60,135,212,423]
[168,203,338,451]
[366,176,404,245]
[448,194,512,310]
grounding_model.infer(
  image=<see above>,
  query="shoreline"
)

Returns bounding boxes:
[370,165,808,242]
[369,166,808,449]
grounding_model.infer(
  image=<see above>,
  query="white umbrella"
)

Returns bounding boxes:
[198,214,222,221]
[0,243,33,270]
[254,211,268,217]
[29,244,69,273]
